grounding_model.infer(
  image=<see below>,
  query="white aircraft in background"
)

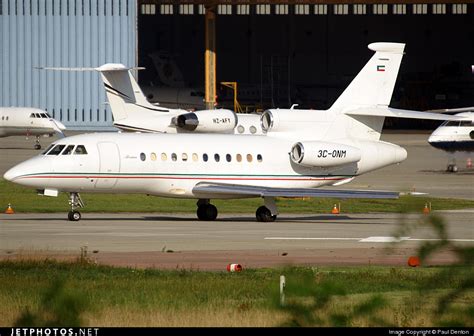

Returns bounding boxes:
[427,107,474,172]
[5,42,464,222]
[38,64,264,135]
[0,107,66,149]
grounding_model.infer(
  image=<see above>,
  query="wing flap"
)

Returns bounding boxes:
[192,182,399,199]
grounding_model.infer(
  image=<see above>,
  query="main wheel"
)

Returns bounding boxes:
[68,210,81,221]
[197,204,218,221]
[447,164,458,173]
[256,206,276,222]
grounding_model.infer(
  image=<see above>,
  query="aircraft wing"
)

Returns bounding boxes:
[192,182,399,199]
[346,107,470,121]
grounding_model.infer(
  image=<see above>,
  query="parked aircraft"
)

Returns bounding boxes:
[5,43,464,222]
[38,64,264,135]
[0,107,66,149]
[427,107,474,172]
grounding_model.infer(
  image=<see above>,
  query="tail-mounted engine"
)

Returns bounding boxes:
[175,109,237,133]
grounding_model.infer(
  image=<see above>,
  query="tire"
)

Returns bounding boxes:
[68,210,81,221]
[34,144,41,150]
[256,206,276,222]
[197,204,218,221]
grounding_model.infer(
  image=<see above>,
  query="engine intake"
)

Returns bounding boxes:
[290,141,362,168]
[175,109,237,133]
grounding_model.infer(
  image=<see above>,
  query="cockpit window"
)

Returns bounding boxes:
[47,144,66,155]
[46,113,51,118]
[442,121,460,127]
[62,145,75,155]
[35,113,42,118]
[30,113,36,118]
[42,144,55,155]
[74,145,88,155]
[40,113,48,118]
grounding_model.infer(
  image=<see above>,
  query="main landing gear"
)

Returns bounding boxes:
[68,192,84,221]
[196,199,218,221]
[195,197,278,222]
[447,158,458,173]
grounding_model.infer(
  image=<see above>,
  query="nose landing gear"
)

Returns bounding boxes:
[34,136,41,150]
[68,192,84,221]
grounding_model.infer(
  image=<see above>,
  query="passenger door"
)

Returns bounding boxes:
[96,142,120,189]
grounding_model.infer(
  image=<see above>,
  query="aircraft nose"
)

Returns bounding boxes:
[4,166,19,182]
[396,147,408,163]
[55,120,67,131]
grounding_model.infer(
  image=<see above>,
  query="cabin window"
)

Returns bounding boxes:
[246,154,253,162]
[236,154,242,162]
[192,153,198,162]
[257,154,263,162]
[203,153,208,162]
[151,152,157,161]
[226,154,232,162]
[47,144,66,155]
[62,145,75,155]
[249,126,257,134]
[74,145,88,155]
[42,144,55,155]
[237,125,245,134]
[214,154,220,162]
[140,153,146,161]
[171,153,177,161]
[161,153,167,161]
[1,117,4,120]
[182,153,188,161]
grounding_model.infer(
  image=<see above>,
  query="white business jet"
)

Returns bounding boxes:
[4,43,464,222]
[38,65,263,135]
[427,107,474,172]
[0,107,66,149]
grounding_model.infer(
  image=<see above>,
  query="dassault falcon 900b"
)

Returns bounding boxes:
[4,43,464,222]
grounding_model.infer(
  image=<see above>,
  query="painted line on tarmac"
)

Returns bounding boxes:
[265,236,474,243]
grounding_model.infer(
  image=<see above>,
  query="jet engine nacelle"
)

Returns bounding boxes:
[290,141,362,168]
[175,109,238,133]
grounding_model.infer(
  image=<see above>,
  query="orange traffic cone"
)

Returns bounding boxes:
[5,203,14,214]
[408,256,421,267]
[423,203,430,215]
[331,204,340,214]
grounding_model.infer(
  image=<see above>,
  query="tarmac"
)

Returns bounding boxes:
[0,131,473,270]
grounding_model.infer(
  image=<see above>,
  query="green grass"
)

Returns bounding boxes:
[1,178,474,214]
[0,260,472,326]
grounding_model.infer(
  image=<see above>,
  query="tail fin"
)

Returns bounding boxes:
[95,64,169,121]
[331,42,405,110]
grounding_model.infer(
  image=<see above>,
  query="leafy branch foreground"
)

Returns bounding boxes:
[1,215,472,327]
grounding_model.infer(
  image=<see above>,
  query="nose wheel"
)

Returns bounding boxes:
[68,192,84,221]
[68,210,81,221]
[34,136,42,150]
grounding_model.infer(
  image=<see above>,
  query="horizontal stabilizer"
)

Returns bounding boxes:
[193,182,399,199]
[36,64,145,72]
[345,107,470,121]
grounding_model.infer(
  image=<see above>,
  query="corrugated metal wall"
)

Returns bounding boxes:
[0,0,136,129]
